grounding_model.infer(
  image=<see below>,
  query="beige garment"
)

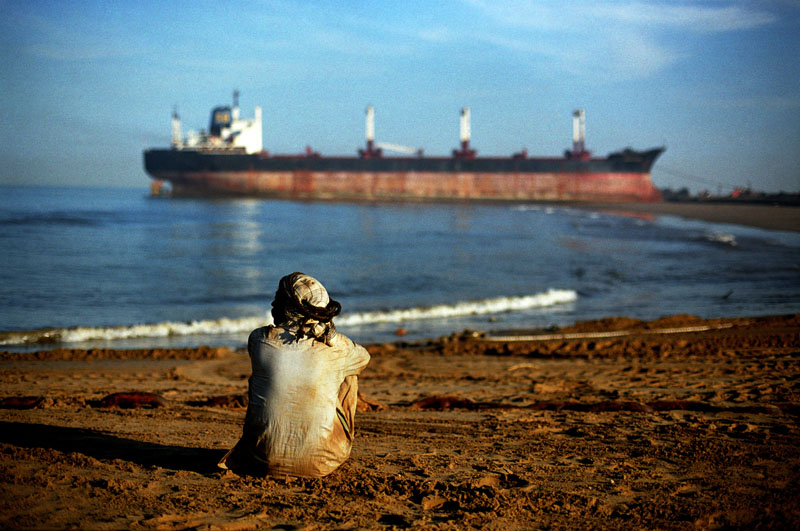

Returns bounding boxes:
[219,325,370,478]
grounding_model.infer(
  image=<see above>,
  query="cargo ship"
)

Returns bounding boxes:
[144,92,663,202]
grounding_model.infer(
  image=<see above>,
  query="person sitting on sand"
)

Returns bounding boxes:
[219,272,370,478]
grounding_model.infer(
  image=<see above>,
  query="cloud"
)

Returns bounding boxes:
[465,0,777,32]
[24,43,145,61]
[6,7,150,62]
[462,0,779,79]
[589,2,776,33]
[682,93,800,109]
[603,30,687,77]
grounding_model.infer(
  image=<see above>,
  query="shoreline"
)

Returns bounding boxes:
[2,313,799,528]
[579,201,800,232]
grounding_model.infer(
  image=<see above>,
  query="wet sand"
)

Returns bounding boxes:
[1,314,799,529]
[582,202,800,232]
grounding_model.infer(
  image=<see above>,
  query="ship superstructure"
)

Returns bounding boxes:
[171,90,263,154]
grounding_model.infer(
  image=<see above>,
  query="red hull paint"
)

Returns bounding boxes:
[165,170,661,202]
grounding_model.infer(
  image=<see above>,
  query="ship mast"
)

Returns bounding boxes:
[571,109,589,159]
[453,107,476,159]
[360,105,382,158]
[171,106,182,148]
[366,105,375,151]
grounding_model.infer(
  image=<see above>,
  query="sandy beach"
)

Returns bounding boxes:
[1,313,798,529]
[582,202,800,233]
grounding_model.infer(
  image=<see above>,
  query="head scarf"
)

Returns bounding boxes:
[271,272,341,345]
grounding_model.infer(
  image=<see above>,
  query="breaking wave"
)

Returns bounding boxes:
[0,317,269,347]
[702,231,737,247]
[0,289,577,346]
[336,289,577,326]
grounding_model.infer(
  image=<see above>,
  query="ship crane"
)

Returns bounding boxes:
[359,105,382,158]
[453,107,477,159]
[376,142,422,155]
[568,108,591,160]
[171,106,182,148]
[358,106,424,157]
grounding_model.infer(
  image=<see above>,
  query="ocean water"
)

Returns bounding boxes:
[1,185,799,351]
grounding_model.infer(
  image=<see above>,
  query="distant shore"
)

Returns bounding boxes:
[581,201,800,232]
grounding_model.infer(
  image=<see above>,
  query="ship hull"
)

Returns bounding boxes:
[144,149,663,202]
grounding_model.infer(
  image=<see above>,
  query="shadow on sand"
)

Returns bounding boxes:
[0,420,224,475]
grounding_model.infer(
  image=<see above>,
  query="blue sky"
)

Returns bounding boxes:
[1,0,798,193]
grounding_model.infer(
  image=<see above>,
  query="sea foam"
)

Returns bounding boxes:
[336,289,577,326]
[0,289,577,346]
[702,231,737,246]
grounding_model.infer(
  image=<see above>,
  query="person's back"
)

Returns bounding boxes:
[219,272,370,478]
[242,326,369,477]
